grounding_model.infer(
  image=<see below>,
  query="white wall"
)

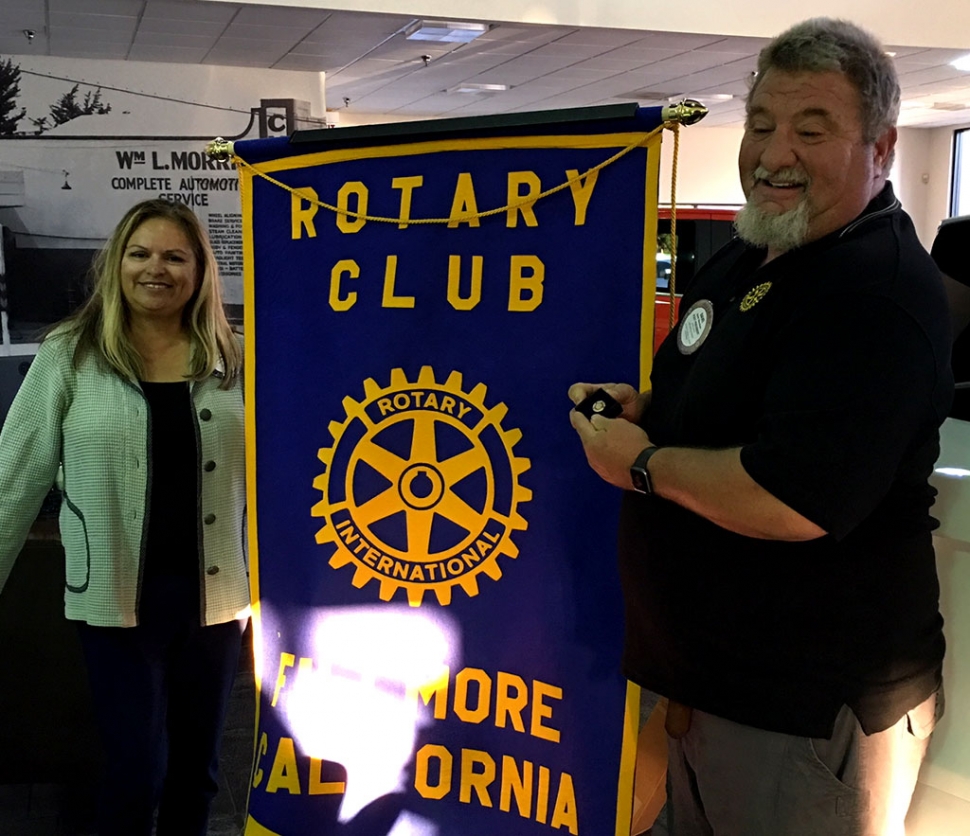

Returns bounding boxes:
[894,128,936,249]
[658,125,744,207]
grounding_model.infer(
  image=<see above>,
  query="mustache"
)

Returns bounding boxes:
[752,166,810,186]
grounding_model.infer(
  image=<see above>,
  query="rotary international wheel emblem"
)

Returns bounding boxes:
[740,281,772,312]
[312,367,532,606]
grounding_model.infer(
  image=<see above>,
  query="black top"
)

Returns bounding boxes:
[931,215,969,283]
[931,215,970,418]
[141,381,199,578]
[619,185,951,738]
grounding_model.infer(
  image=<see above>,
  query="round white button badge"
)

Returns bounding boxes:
[677,300,714,354]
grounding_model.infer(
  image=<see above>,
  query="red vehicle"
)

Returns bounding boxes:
[653,208,737,352]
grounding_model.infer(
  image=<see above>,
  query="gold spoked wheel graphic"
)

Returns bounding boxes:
[348,408,493,560]
[312,367,531,606]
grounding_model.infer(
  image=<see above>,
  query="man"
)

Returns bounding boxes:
[570,18,950,836]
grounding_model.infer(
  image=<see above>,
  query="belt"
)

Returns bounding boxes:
[665,700,693,739]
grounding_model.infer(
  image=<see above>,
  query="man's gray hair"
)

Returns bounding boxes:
[749,18,900,143]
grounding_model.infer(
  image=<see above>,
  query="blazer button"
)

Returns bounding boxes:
[200,408,212,421]
[204,513,216,525]
[204,460,216,472]
[206,566,220,576]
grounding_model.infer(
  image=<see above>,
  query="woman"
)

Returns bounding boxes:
[0,199,249,836]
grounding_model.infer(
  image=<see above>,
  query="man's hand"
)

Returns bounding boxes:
[569,400,652,490]
[567,382,649,424]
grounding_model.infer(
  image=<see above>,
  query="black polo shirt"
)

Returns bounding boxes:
[618,185,952,737]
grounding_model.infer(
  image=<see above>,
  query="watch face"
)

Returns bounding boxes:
[631,466,651,494]
[630,447,658,494]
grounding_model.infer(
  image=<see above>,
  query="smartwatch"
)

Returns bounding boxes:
[630,446,661,494]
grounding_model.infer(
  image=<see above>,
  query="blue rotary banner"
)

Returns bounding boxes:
[236,105,664,836]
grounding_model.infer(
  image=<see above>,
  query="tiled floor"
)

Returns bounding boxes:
[0,669,256,836]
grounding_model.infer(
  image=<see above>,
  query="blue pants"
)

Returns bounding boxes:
[76,575,245,836]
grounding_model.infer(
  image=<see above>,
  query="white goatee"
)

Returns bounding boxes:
[735,166,811,253]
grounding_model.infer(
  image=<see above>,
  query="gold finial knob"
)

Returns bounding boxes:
[661,100,708,126]
[205,137,233,161]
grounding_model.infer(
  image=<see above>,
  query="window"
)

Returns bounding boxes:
[952,127,970,217]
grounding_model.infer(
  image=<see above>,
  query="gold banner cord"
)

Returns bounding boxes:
[227,125,665,225]
[667,121,680,330]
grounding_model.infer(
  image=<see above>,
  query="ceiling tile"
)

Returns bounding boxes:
[138,18,230,37]
[133,31,218,48]
[358,41,454,62]
[233,5,330,28]
[128,45,212,63]
[470,55,579,85]
[142,1,238,23]
[575,56,658,73]
[550,29,649,48]
[0,36,45,53]
[542,67,616,82]
[223,23,317,42]
[54,45,131,59]
[600,44,686,63]
[695,36,769,54]
[314,11,414,35]
[1,7,48,28]
[629,31,725,50]
[50,12,138,32]
[49,0,144,13]
[886,47,934,60]
[1,0,48,9]
[206,37,294,53]
[50,27,134,45]
[526,43,618,61]
[442,55,530,74]
[897,65,967,85]
[476,25,570,44]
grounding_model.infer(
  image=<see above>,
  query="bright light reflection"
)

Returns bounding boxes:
[950,54,970,71]
[934,466,970,478]
[388,810,439,836]
[284,606,460,825]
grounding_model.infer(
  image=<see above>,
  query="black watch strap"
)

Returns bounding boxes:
[630,446,661,494]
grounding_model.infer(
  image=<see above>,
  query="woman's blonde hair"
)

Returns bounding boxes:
[58,199,242,388]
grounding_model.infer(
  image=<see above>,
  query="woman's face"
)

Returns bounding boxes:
[120,217,200,325]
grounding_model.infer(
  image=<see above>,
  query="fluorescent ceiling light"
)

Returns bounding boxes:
[951,54,970,71]
[406,20,489,43]
[447,82,509,94]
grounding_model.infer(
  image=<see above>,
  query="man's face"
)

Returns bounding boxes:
[737,68,895,255]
